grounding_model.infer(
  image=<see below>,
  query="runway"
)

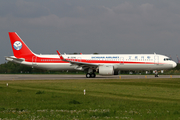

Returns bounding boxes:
[0,74,180,80]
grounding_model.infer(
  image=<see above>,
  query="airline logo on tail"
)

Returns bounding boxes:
[13,41,22,50]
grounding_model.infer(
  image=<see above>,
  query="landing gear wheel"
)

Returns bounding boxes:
[155,74,159,77]
[86,73,91,78]
[91,73,96,78]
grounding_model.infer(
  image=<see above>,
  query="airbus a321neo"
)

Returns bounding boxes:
[6,32,177,78]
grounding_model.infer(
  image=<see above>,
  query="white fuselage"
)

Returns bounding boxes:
[12,53,176,71]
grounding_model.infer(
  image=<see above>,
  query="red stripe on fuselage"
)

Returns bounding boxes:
[27,57,162,65]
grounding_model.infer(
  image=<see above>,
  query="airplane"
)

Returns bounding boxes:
[6,32,177,78]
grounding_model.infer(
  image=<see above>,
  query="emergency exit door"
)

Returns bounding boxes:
[120,57,124,64]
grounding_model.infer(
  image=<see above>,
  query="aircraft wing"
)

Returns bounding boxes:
[56,51,99,68]
[67,61,99,67]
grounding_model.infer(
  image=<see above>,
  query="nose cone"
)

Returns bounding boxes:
[172,61,177,68]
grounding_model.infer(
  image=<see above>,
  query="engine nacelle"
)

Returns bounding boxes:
[99,65,114,75]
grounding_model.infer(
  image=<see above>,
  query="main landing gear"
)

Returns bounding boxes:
[86,73,96,78]
[86,68,96,78]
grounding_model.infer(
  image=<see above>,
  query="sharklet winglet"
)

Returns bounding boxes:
[56,50,65,60]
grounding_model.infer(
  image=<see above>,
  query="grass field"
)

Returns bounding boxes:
[0,78,180,120]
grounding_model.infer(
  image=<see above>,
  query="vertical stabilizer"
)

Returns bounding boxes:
[177,55,180,63]
[9,32,35,58]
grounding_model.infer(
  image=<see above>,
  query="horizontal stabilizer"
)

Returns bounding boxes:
[5,56,25,63]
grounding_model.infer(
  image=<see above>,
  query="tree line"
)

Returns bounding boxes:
[0,62,79,74]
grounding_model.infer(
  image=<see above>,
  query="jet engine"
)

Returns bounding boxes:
[99,65,114,75]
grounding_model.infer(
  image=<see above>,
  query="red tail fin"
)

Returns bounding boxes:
[9,32,34,58]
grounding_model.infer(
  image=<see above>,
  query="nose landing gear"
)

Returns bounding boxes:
[154,70,159,77]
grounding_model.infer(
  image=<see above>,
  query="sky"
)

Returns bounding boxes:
[1,0,180,64]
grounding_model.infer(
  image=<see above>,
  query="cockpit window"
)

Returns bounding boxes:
[164,58,171,61]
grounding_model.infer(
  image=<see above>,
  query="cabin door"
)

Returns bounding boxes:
[32,56,37,67]
[154,56,159,64]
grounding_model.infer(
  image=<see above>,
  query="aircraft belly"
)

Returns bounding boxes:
[35,63,74,70]
[116,64,173,70]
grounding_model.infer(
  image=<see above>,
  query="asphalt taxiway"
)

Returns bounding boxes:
[0,74,180,80]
